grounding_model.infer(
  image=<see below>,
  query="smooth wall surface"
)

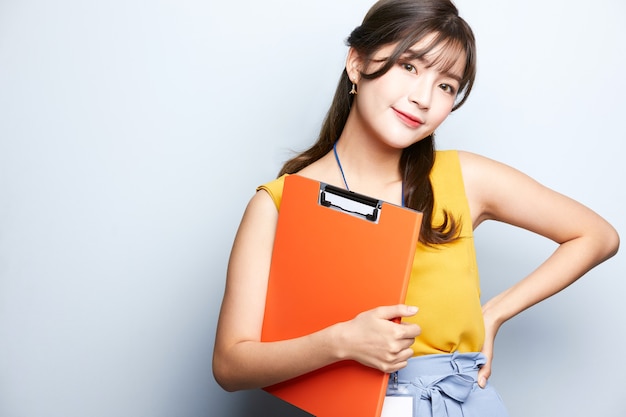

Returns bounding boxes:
[1,0,624,416]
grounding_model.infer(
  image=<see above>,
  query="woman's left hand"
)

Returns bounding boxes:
[477,309,502,388]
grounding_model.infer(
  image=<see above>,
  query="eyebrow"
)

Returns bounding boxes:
[441,70,462,84]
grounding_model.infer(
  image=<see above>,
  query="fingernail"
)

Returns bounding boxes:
[407,306,418,314]
[478,377,486,388]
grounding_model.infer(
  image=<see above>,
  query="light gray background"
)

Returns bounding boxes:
[1,0,624,416]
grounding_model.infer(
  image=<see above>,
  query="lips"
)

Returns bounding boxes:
[392,108,423,128]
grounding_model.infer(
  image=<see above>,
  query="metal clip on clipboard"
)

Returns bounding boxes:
[319,183,382,222]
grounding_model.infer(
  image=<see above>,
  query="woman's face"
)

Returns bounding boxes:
[348,36,465,150]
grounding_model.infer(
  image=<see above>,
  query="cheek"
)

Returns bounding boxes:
[361,76,398,100]
[428,110,452,132]
[431,99,455,124]
[354,86,390,116]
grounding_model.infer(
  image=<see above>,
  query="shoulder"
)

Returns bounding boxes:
[456,150,538,190]
[456,150,518,187]
[456,149,495,169]
[232,184,281,255]
[257,175,288,210]
[455,150,534,226]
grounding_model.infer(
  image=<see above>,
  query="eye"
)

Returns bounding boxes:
[401,63,417,74]
[439,83,457,94]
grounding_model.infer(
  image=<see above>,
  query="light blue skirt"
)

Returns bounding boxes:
[385,352,509,417]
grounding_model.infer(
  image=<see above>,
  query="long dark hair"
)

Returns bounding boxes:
[279,0,476,245]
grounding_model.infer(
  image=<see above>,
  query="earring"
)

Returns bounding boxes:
[349,83,357,95]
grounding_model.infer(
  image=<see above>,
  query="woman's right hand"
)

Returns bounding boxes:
[333,304,421,373]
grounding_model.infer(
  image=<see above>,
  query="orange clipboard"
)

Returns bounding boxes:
[261,174,423,417]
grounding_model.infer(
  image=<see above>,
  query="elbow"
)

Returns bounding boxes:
[212,351,242,393]
[212,365,230,392]
[213,365,240,393]
[604,226,620,260]
[213,344,264,392]
[595,221,620,262]
[213,374,239,393]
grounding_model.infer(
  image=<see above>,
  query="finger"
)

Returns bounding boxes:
[398,322,421,339]
[389,333,419,353]
[376,304,419,320]
[383,347,415,373]
[477,365,490,388]
[478,345,494,389]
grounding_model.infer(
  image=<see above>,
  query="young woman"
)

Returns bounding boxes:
[213,0,619,414]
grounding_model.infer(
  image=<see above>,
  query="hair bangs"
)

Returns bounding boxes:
[361,30,472,95]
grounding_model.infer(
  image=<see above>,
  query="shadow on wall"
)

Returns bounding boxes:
[232,389,313,417]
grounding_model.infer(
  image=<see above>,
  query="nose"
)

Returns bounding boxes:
[408,76,433,110]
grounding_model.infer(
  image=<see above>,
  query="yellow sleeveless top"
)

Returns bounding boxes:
[258,150,484,355]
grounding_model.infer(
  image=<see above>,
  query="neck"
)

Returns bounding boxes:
[334,118,404,190]
[331,131,405,206]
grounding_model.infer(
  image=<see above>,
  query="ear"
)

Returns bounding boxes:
[345,47,362,84]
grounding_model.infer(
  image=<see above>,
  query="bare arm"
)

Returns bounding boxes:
[459,151,619,384]
[212,190,420,391]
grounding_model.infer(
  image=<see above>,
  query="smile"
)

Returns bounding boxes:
[392,108,423,128]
